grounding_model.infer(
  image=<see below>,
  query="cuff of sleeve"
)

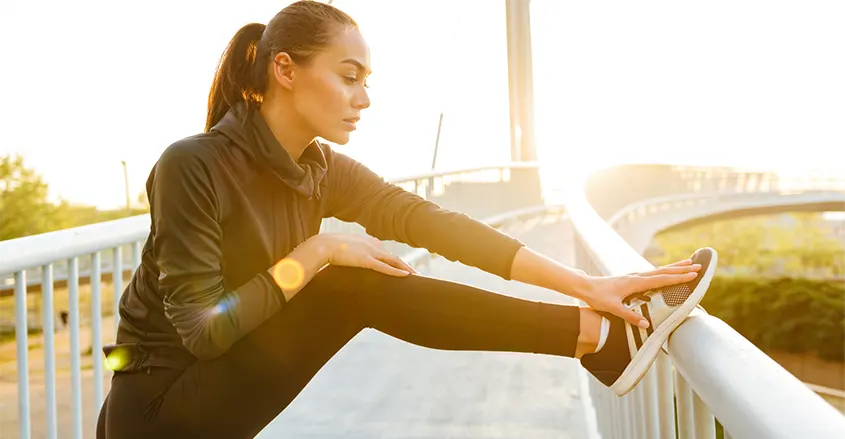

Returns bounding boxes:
[260,271,287,305]
[499,238,526,281]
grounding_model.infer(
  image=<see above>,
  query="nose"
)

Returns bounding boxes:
[352,86,370,110]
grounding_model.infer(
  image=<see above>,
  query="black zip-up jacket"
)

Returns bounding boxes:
[107,102,525,371]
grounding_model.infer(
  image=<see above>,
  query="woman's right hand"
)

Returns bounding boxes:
[320,233,418,277]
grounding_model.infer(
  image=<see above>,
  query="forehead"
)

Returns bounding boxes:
[317,27,371,73]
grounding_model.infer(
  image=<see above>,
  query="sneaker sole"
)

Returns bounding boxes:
[609,247,718,396]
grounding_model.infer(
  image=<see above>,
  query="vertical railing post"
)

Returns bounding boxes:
[693,391,716,438]
[674,369,695,439]
[43,264,58,439]
[656,353,677,439]
[15,270,31,439]
[68,257,83,439]
[91,252,104,409]
[642,367,660,438]
[113,246,123,333]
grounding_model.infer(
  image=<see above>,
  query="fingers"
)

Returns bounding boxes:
[609,301,650,329]
[374,249,416,273]
[646,264,701,276]
[664,258,693,267]
[365,238,415,274]
[396,258,418,274]
[632,272,698,292]
[371,249,418,276]
[376,252,417,275]
[367,258,412,277]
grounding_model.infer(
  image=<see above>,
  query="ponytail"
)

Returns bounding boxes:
[204,1,359,132]
[205,23,268,132]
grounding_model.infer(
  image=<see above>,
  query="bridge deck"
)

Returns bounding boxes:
[257,217,591,438]
[0,218,592,439]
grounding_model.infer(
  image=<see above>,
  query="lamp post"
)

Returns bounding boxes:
[121,160,130,213]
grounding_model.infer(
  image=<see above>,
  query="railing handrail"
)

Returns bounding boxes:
[606,190,845,227]
[403,204,564,266]
[0,162,540,277]
[669,313,845,438]
[388,161,539,184]
[0,215,151,277]
[564,187,845,438]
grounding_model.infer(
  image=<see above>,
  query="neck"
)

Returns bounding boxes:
[258,95,314,162]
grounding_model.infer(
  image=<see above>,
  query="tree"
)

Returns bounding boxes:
[651,212,845,278]
[0,154,72,240]
[0,154,150,241]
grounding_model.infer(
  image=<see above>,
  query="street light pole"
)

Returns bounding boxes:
[121,161,130,213]
[431,112,444,170]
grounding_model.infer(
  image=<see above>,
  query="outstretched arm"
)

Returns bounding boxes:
[323,151,524,281]
[323,150,701,327]
[509,247,700,328]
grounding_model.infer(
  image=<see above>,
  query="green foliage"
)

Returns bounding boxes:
[1,154,69,239]
[650,213,844,362]
[0,153,149,241]
[651,213,845,278]
[701,276,845,361]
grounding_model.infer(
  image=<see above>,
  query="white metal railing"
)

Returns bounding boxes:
[3,162,844,439]
[0,163,540,439]
[1,216,148,439]
[566,166,845,439]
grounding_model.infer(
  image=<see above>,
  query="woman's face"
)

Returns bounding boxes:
[290,27,371,145]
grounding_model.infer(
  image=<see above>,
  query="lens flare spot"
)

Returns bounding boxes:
[210,294,238,316]
[272,259,305,290]
[104,347,131,371]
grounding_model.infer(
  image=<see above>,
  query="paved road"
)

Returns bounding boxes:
[257,218,592,438]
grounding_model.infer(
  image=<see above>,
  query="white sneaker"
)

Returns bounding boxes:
[580,247,718,396]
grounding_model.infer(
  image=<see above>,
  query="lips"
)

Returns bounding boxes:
[342,117,359,131]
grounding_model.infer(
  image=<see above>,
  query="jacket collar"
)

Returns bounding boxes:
[212,101,327,199]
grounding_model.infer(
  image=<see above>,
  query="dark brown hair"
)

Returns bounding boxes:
[205,0,358,131]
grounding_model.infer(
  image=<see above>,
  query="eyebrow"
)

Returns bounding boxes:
[341,58,371,75]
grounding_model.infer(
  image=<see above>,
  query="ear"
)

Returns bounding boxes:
[272,52,296,91]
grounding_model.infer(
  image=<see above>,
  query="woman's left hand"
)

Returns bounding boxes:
[579,259,702,328]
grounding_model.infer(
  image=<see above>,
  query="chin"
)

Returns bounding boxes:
[322,131,351,145]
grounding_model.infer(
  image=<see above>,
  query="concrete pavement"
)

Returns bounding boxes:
[257,218,592,438]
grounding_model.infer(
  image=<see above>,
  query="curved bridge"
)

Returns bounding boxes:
[610,190,845,255]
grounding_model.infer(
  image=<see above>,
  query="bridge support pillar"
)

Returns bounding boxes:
[505,0,537,163]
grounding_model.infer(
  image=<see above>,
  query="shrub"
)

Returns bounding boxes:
[701,276,844,361]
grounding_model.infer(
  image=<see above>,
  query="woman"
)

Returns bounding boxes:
[97,1,712,438]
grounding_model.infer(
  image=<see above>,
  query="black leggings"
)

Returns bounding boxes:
[97,266,581,439]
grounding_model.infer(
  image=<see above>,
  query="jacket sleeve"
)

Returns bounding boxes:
[323,151,525,280]
[149,144,285,361]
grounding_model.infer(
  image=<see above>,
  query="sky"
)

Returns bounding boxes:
[1,0,843,209]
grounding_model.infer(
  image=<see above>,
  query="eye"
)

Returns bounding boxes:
[343,75,369,88]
